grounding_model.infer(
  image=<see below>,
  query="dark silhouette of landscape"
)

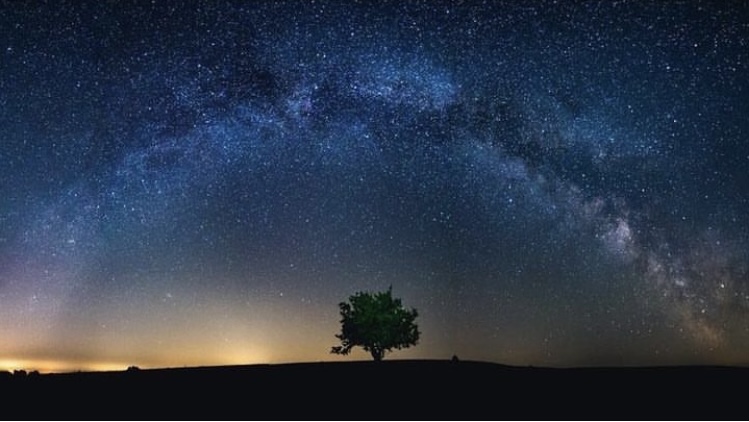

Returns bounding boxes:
[1,360,747,419]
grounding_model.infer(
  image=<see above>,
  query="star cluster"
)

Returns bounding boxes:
[0,1,747,371]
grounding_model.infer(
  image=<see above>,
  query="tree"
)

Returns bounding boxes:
[331,286,420,361]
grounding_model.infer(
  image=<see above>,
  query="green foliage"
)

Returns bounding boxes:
[331,286,420,361]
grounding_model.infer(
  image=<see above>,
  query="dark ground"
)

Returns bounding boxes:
[1,360,747,420]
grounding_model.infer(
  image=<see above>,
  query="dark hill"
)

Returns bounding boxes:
[1,360,747,419]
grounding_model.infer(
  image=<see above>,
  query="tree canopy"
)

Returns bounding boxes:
[331,286,420,361]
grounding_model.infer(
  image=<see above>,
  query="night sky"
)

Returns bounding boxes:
[1,1,748,372]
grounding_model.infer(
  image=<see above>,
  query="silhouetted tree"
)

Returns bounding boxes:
[331,286,420,361]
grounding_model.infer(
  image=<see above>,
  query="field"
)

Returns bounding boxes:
[2,360,747,419]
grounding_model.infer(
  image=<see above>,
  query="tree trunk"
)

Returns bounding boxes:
[371,348,384,361]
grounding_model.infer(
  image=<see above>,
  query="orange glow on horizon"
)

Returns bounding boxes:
[0,346,280,374]
[0,356,272,374]
[0,358,131,374]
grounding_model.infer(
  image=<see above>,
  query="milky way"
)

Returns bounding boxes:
[1,1,748,371]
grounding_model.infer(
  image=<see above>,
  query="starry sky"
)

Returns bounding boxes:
[1,0,748,372]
